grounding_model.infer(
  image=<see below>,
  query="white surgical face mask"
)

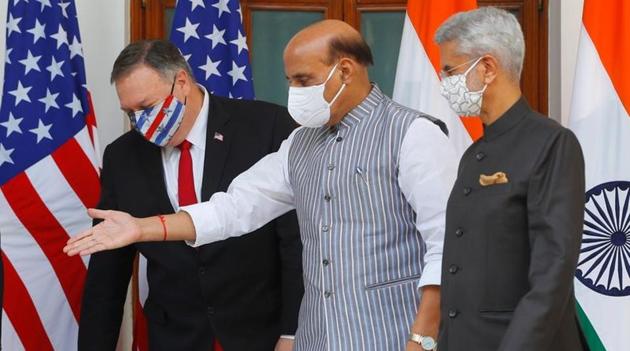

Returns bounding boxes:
[440,57,487,116]
[287,63,346,128]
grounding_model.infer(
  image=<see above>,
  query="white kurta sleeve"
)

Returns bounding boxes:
[398,118,459,288]
[181,128,299,247]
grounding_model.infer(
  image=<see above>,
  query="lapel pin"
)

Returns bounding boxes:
[213,132,224,142]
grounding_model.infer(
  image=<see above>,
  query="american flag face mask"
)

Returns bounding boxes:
[127,79,187,147]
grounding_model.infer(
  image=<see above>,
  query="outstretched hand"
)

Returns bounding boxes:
[63,208,142,256]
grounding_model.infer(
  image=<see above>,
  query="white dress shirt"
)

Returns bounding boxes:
[162,86,209,210]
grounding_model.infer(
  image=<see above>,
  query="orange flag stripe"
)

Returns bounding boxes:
[583,0,630,115]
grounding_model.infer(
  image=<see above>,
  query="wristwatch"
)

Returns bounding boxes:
[409,332,437,351]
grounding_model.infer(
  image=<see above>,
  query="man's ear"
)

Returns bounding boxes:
[480,55,499,85]
[338,57,356,84]
[175,69,192,95]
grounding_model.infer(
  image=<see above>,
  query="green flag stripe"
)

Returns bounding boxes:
[577,300,607,351]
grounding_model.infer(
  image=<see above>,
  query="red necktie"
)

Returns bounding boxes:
[177,140,198,207]
[177,141,223,351]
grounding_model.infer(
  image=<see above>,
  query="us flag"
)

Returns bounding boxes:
[170,0,255,99]
[0,0,100,350]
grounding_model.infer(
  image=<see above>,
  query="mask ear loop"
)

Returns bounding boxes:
[442,56,481,78]
[463,56,484,76]
[169,76,176,95]
[171,75,188,105]
[328,83,346,106]
[463,57,488,94]
[323,62,346,106]
[323,62,340,84]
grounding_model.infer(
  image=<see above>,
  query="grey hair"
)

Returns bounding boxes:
[110,40,195,84]
[435,7,525,80]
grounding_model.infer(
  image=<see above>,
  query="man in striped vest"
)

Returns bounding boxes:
[65,20,459,351]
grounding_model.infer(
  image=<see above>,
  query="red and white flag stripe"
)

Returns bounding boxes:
[132,255,149,351]
[1,125,100,351]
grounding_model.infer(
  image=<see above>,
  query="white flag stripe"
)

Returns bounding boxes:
[570,29,630,183]
[0,192,79,351]
[393,15,471,158]
[139,254,149,304]
[1,310,25,351]
[569,26,630,351]
[25,155,93,266]
[75,126,101,174]
[90,125,102,167]
[575,284,630,350]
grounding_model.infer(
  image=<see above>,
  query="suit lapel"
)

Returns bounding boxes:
[138,141,175,214]
[201,95,233,202]
[135,138,197,256]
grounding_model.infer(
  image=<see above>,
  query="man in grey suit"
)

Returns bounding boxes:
[66,20,459,351]
[435,7,587,351]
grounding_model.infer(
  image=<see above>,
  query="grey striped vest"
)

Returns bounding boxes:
[288,86,441,351]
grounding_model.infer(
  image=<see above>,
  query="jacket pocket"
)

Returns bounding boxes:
[365,273,422,291]
[474,182,512,197]
[478,310,514,324]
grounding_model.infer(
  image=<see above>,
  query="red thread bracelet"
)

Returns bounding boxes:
[157,215,167,241]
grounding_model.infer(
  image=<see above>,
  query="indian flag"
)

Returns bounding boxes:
[569,1,630,350]
[393,0,479,158]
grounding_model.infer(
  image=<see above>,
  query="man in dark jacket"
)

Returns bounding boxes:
[434,7,587,351]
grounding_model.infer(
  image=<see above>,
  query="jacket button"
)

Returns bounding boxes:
[448,309,458,318]
[322,259,330,266]
[455,228,464,237]
[207,306,215,316]
[336,136,343,142]
[199,267,206,275]
[475,152,485,161]
[328,164,335,171]
[322,225,329,232]
[448,264,459,274]
[324,291,332,298]
[324,194,332,201]
[463,187,471,196]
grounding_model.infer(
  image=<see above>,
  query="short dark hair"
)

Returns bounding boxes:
[110,40,194,84]
[327,35,374,66]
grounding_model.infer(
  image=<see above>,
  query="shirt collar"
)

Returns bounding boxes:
[163,85,209,157]
[339,84,383,129]
[482,96,530,142]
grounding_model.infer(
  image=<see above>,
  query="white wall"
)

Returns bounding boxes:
[548,0,585,126]
[77,0,129,153]
[0,0,129,156]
